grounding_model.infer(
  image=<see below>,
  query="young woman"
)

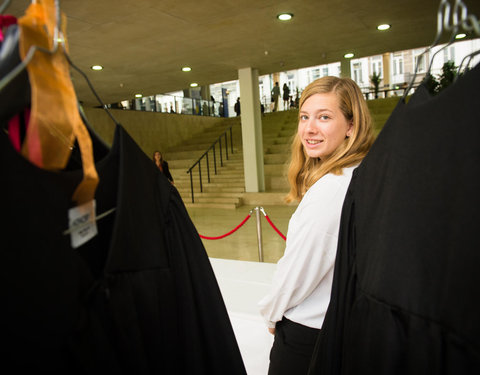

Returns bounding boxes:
[258,76,375,374]
[153,150,174,184]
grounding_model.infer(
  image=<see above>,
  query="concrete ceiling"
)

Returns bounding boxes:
[4,0,480,106]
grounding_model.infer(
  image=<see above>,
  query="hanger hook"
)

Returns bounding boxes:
[0,0,12,14]
[402,0,450,100]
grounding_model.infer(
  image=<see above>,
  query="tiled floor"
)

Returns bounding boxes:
[187,203,297,264]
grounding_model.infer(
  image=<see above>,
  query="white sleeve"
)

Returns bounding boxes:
[257,177,346,328]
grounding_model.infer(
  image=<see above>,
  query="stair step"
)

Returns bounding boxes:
[265,144,290,154]
[177,181,245,189]
[263,136,292,145]
[175,179,245,188]
[176,175,244,183]
[264,164,288,175]
[202,186,245,193]
[190,196,242,204]
[264,154,288,164]
[184,202,239,209]
[165,143,213,153]
[175,181,245,194]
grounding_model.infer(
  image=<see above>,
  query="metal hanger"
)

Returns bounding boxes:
[0,0,120,126]
[0,0,61,93]
[0,0,119,235]
[403,0,480,99]
[402,0,451,100]
[0,0,12,15]
[455,1,480,78]
[424,2,459,78]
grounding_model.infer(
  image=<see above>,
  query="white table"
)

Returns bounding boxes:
[209,258,277,375]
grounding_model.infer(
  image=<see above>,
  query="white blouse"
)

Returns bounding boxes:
[258,165,357,329]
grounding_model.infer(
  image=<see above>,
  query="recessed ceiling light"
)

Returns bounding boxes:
[455,33,467,39]
[182,66,192,72]
[377,24,391,31]
[190,83,198,87]
[277,13,293,21]
[344,53,354,59]
[91,65,103,71]
[135,94,142,98]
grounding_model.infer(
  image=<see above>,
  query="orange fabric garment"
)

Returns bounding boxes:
[18,0,98,204]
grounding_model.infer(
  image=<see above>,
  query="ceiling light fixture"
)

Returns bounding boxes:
[190,83,198,87]
[135,94,142,98]
[377,24,391,31]
[344,53,354,59]
[91,65,103,71]
[277,13,293,21]
[455,33,467,39]
[182,66,192,72]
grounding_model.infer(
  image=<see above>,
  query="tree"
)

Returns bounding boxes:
[370,71,381,99]
[420,60,457,96]
[437,60,457,93]
[422,73,439,96]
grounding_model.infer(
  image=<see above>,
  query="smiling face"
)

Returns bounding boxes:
[298,92,353,160]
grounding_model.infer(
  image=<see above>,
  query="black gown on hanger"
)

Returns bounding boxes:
[0,123,246,374]
[308,63,480,374]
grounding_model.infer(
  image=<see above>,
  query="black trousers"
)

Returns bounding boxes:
[268,317,320,375]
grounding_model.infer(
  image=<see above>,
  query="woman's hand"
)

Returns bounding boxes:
[268,327,275,335]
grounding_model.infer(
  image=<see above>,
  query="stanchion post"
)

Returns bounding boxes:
[255,206,264,262]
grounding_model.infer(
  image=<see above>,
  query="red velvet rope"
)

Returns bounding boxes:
[199,214,252,240]
[264,214,286,241]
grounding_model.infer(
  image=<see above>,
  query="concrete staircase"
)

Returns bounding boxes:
[167,97,399,209]
[167,117,245,209]
[261,110,298,193]
[366,96,401,136]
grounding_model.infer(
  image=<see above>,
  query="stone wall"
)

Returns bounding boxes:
[82,107,227,157]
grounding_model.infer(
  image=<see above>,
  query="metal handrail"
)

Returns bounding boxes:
[186,125,235,203]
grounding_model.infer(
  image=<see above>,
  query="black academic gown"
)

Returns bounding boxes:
[0,123,246,374]
[309,64,480,374]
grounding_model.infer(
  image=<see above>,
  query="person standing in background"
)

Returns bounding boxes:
[258,76,375,375]
[153,150,174,184]
[234,97,241,116]
[271,82,281,112]
[283,83,291,110]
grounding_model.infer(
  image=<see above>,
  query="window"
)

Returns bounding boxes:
[414,53,426,72]
[371,57,383,78]
[443,46,455,63]
[353,62,363,84]
[311,68,321,80]
[393,53,404,75]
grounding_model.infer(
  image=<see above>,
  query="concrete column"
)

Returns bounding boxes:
[340,59,352,78]
[238,67,265,192]
[200,85,211,100]
[382,53,391,88]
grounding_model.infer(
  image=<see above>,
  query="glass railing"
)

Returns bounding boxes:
[108,92,298,117]
[108,93,228,117]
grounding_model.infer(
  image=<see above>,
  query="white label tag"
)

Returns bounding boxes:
[68,200,98,248]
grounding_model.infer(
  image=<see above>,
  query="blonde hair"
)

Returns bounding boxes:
[285,76,375,203]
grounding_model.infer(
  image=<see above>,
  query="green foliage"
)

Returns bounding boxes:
[370,71,381,98]
[422,73,439,95]
[422,60,457,95]
[437,61,457,92]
